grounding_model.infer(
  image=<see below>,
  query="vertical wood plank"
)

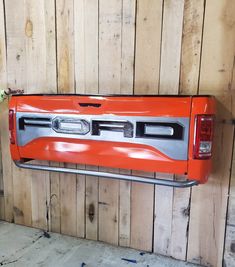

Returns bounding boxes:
[75,0,99,95]
[74,0,99,240]
[50,162,61,233]
[120,0,135,95]
[74,163,86,236]
[159,0,184,94]
[131,0,163,252]
[0,100,13,223]
[0,0,6,88]
[86,168,99,240]
[56,0,77,236]
[0,202,4,221]
[99,0,122,95]
[57,0,75,94]
[49,0,60,233]
[1,2,234,265]
[98,168,120,245]
[44,1,56,231]
[60,163,77,237]
[154,0,184,257]
[131,174,154,251]
[5,0,32,226]
[223,224,235,267]
[0,141,4,220]
[5,0,57,228]
[0,0,7,221]
[227,162,235,217]
[119,175,131,247]
[187,1,235,266]
[74,0,99,239]
[170,185,190,260]
[76,165,85,238]
[59,164,77,236]
[223,53,235,266]
[224,138,235,267]
[170,0,205,261]
[180,0,205,95]
[118,0,136,247]
[24,0,56,230]
[134,0,162,94]
[98,0,122,245]
[154,174,173,255]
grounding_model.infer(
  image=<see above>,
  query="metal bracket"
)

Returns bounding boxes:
[14,161,199,188]
[220,119,235,125]
[5,88,24,95]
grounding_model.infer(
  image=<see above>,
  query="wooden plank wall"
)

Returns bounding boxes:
[0,1,234,266]
[0,0,4,215]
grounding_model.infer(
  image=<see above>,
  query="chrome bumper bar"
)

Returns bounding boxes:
[14,161,199,188]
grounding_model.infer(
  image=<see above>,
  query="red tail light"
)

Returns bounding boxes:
[193,115,214,159]
[9,109,15,144]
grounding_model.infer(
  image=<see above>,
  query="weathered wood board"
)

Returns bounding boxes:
[187,1,235,267]
[0,1,234,266]
[0,0,7,221]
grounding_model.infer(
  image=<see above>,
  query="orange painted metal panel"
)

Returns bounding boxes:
[9,95,215,183]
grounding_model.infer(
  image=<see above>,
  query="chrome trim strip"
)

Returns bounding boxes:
[14,161,198,188]
[16,112,190,160]
[23,119,51,126]
[52,117,90,135]
[144,125,174,136]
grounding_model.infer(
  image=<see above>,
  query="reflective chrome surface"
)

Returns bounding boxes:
[52,117,90,135]
[14,160,198,188]
[16,112,189,160]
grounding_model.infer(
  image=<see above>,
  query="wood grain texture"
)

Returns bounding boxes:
[134,0,162,94]
[5,0,32,226]
[224,48,235,267]
[60,164,77,236]
[119,172,131,247]
[4,0,57,229]
[159,0,184,94]
[224,140,235,267]
[224,225,235,267]
[24,0,56,230]
[0,142,4,220]
[0,100,13,223]
[57,0,75,94]
[0,1,235,265]
[180,0,204,94]
[131,0,163,252]
[0,201,4,221]
[74,0,99,240]
[50,162,61,233]
[98,0,122,245]
[154,0,184,259]
[170,184,191,260]
[74,0,99,95]
[187,1,235,266]
[86,169,99,240]
[131,172,154,251]
[118,0,136,247]
[0,0,6,88]
[120,0,136,95]
[169,0,205,261]
[0,0,7,221]
[76,165,85,238]
[56,0,77,237]
[154,174,173,256]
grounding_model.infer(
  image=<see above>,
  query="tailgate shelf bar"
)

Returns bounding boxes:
[14,161,198,188]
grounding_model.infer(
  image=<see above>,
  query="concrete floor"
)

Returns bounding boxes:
[0,221,202,267]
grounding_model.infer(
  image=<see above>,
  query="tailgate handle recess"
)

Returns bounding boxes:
[79,103,101,108]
